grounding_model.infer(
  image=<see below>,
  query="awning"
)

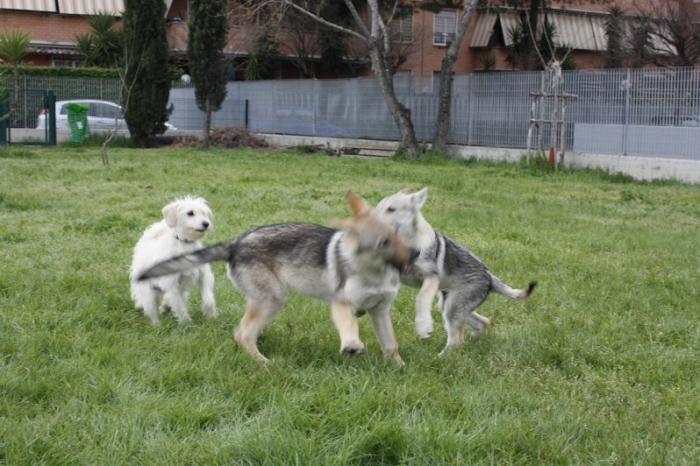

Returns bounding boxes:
[33,46,82,56]
[471,10,608,51]
[470,12,497,47]
[57,0,124,15]
[0,0,57,12]
[2,0,173,16]
[549,13,606,51]
[498,12,521,46]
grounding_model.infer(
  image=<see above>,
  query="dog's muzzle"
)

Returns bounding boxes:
[394,248,420,274]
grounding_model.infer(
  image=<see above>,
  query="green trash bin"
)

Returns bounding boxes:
[66,102,90,142]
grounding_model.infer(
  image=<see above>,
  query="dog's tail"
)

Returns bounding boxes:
[137,241,233,281]
[490,274,537,300]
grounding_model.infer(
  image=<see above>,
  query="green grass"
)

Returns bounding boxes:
[1,144,698,465]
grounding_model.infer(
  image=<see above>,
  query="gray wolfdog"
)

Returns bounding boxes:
[375,188,536,355]
[139,190,419,365]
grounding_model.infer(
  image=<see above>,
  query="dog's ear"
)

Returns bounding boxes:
[330,217,355,232]
[399,187,412,194]
[162,201,179,228]
[346,190,372,217]
[413,187,428,208]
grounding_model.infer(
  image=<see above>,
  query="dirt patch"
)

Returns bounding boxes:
[170,126,269,149]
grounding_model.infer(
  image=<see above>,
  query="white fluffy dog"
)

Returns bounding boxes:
[130,196,217,324]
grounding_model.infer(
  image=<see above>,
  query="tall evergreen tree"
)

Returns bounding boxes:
[122,0,172,147]
[187,0,230,148]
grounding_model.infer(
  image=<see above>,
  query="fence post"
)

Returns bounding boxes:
[467,74,474,146]
[354,78,360,139]
[244,99,249,129]
[622,68,631,156]
[47,91,57,145]
[312,79,317,136]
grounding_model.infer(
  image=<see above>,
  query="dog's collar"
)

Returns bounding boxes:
[173,234,192,244]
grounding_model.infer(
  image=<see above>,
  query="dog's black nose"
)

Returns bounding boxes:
[202,221,210,229]
[410,248,420,263]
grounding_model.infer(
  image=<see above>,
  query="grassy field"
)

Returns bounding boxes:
[1,143,698,465]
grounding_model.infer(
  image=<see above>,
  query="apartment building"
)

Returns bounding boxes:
[0,0,696,77]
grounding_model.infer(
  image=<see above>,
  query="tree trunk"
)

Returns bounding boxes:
[433,0,477,154]
[203,96,212,149]
[286,0,421,157]
[432,58,454,154]
[527,0,543,70]
[368,43,420,158]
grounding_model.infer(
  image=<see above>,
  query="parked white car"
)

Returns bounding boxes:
[36,99,176,131]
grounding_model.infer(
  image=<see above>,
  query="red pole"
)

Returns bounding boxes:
[548,146,555,165]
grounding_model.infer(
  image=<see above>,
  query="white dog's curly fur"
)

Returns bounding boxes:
[129,196,217,324]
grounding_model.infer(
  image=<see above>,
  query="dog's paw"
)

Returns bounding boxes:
[415,318,434,339]
[341,340,365,355]
[202,304,218,319]
[177,315,193,324]
[470,315,491,340]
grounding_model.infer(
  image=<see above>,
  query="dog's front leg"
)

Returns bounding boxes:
[415,275,439,339]
[330,301,365,355]
[198,265,217,319]
[367,304,404,366]
[162,289,192,323]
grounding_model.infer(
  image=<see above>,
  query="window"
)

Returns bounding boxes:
[53,59,83,68]
[90,102,122,119]
[391,6,414,43]
[434,10,457,45]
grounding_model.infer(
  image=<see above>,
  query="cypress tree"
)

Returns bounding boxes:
[187,0,230,148]
[122,0,172,147]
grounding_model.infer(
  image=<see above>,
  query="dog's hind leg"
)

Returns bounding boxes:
[234,297,284,362]
[331,301,365,355]
[415,275,440,339]
[141,291,160,325]
[467,312,491,340]
[439,286,489,355]
[198,265,217,319]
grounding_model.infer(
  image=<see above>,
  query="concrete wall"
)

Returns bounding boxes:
[573,124,700,159]
[263,134,700,185]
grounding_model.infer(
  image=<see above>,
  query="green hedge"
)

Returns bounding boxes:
[0,65,183,80]
[0,65,119,78]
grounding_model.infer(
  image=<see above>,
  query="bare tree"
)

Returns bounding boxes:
[630,0,700,67]
[490,0,546,70]
[279,8,323,78]
[431,0,477,154]
[282,0,422,157]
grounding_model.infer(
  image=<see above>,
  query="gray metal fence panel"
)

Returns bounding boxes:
[11,67,700,159]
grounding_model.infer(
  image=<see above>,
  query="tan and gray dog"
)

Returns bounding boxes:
[375,188,536,355]
[139,190,419,365]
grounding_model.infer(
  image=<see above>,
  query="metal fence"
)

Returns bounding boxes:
[4,67,700,159]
